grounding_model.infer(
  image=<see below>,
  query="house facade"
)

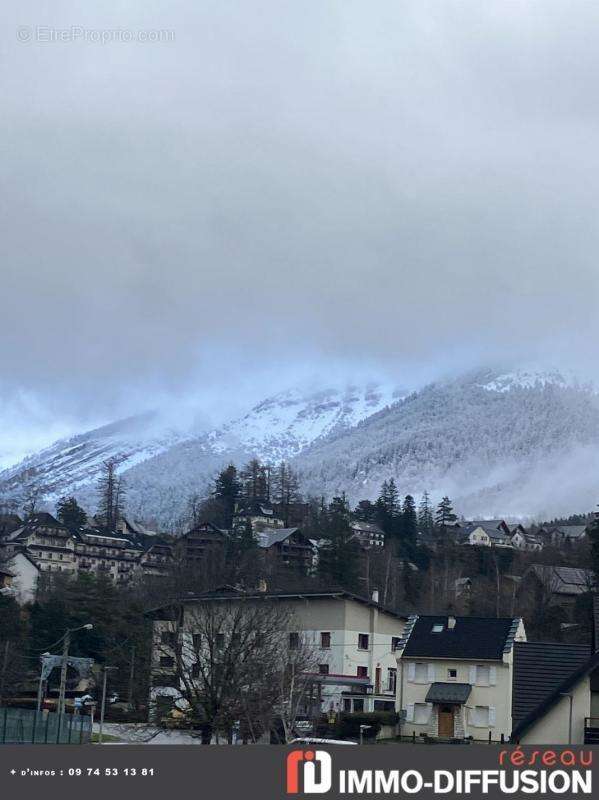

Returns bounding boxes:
[395,614,526,742]
[147,588,406,721]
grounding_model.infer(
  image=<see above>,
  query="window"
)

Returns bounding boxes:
[215,633,225,649]
[448,668,457,680]
[343,698,352,712]
[191,663,200,679]
[356,666,368,679]
[358,633,369,650]
[318,664,329,675]
[474,665,490,686]
[469,706,492,727]
[374,700,395,712]
[289,632,299,650]
[391,637,401,651]
[353,699,364,712]
[192,634,201,651]
[387,668,397,693]
[414,703,431,725]
[412,663,430,683]
[431,624,444,633]
[320,632,331,649]
[159,656,174,669]
[160,631,176,647]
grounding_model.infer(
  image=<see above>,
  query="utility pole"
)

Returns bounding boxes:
[99,666,118,744]
[57,624,93,718]
[127,643,135,706]
[57,630,71,718]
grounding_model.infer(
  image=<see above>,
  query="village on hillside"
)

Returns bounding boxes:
[1,457,599,745]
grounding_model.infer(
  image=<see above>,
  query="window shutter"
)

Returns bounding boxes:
[489,666,497,686]
[408,663,415,681]
[406,704,414,722]
[489,707,496,727]
[469,666,477,685]
[467,707,474,726]
[427,663,435,682]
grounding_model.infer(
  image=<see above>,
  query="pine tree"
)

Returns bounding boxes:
[96,459,125,530]
[56,496,87,529]
[317,495,360,590]
[435,496,457,533]
[240,459,270,505]
[401,495,418,547]
[418,491,434,536]
[212,465,241,528]
[353,500,376,522]
[375,479,400,536]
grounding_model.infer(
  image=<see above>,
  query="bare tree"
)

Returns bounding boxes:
[153,598,318,743]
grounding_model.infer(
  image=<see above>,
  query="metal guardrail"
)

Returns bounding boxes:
[0,706,92,744]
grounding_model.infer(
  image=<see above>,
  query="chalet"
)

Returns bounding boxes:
[74,527,142,582]
[349,520,385,548]
[511,529,543,552]
[395,614,526,741]
[1,512,77,575]
[522,564,594,606]
[174,522,228,563]
[255,527,315,571]
[546,525,588,547]
[232,502,285,534]
[138,540,173,577]
[457,524,511,547]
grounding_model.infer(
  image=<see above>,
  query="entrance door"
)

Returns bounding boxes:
[438,705,454,738]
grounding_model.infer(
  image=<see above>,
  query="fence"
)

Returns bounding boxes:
[0,707,92,744]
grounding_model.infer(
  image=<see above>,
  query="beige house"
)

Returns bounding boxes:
[147,588,406,720]
[5,551,40,604]
[395,614,526,742]
[512,648,599,744]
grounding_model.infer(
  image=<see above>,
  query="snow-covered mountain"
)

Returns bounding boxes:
[293,368,599,521]
[3,367,599,527]
[0,384,400,525]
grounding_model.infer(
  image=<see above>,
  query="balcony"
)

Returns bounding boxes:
[584,718,599,744]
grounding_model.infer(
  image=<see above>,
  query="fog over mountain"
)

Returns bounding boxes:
[2,2,599,515]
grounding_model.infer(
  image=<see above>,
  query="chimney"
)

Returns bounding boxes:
[258,578,268,593]
[448,615,456,630]
[372,589,379,604]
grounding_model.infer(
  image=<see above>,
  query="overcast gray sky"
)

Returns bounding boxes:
[2,0,599,465]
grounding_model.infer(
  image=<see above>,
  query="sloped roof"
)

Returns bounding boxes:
[399,615,521,661]
[350,520,385,535]
[528,564,593,595]
[550,525,588,539]
[470,519,507,531]
[146,588,408,622]
[512,650,599,741]
[426,682,471,704]
[256,528,312,548]
[512,641,591,727]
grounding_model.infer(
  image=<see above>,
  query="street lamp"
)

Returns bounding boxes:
[98,666,119,744]
[57,624,94,717]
